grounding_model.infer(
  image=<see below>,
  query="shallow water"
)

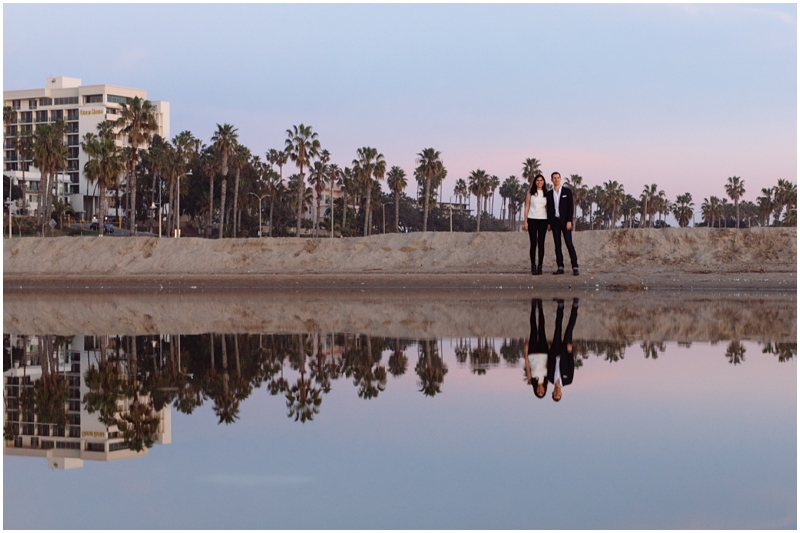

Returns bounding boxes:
[3,293,796,529]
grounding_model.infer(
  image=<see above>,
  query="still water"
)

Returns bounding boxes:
[3,291,796,529]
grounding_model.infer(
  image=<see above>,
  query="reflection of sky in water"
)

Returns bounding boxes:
[4,339,795,529]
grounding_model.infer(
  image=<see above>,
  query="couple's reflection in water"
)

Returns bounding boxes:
[524,299,579,402]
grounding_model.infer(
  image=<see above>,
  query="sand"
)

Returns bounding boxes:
[3,227,796,290]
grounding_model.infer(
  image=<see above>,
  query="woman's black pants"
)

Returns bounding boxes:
[527,218,548,269]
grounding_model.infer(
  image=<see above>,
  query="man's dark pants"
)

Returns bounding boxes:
[551,221,578,269]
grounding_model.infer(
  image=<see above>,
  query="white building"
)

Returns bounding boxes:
[3,76,169,219]
[3,334,171,470]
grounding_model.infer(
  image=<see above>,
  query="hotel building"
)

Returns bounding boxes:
[3,334,171,470]
[3,76,169,219]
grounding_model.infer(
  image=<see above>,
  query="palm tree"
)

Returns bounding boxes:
[327,163,341,238]
[352,147,386,236]
[285,125,321,237]
[773,179,797,225]
[228,143,250,238]
[499,176,521,228]
[415,148,444,233]
[640,183,658,229]
[199,148,219,237]
[31,121,67,234]
[672,193,694,227]
[453,178,468,209]
[308,160,329,237]
[725,176,746,229]
[115,97,159,234]
[14,129,34,214]
[521,158,541,187]
[82,127,124,234]
[468,169,491,232]
[602,180,625,229]
[210,123,239,238]
[488,174,500,218]
[171,130,197,236]
[339,167,355,234]
[567,174,588,225]
[386,166,407,233]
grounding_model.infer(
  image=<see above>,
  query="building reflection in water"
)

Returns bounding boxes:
[4,319,796,465]
[3,335,171,469]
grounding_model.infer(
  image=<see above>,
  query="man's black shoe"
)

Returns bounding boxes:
[553,268,565,275]
[573,268,580,276]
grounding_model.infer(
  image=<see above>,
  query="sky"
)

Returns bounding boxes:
[3,3,797,216]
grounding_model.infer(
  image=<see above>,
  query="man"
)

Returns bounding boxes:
[547,298,579,402]
[546,172,579,275]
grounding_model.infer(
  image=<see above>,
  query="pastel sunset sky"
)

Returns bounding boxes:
[4,3,796,215]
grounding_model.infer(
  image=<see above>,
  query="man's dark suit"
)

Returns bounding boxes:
[545,186,579,270]
[547,300,579,386]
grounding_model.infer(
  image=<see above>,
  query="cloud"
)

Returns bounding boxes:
[199,474,312,487]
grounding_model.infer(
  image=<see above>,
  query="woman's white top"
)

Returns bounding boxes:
[528,191,548,220]
[528,353,548,382]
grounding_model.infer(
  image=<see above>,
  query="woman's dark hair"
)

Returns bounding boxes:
[531,376,548,398]
[529,174,546,195]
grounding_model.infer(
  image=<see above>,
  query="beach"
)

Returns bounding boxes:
[3,227,796,290]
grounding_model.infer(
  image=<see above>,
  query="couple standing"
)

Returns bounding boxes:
[522,172,579,276]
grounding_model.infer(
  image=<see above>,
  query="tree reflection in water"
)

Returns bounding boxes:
[1,332,794,445]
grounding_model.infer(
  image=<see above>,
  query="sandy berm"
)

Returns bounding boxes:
[4,227,796,290]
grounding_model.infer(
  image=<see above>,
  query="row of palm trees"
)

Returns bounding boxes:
[4,100,796,236]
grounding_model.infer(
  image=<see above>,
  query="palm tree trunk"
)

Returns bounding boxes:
[208,177,214,238]
[423,176,431,232]
[735,201,740,229]
[232,168,241,238]
[269,195,275,237]
[129,148,138,235]
[363,182,373,237]
[330,176,335,238]
[296,168,304,238]
[476,194,482,233]
[395,191,400,233]
[219,176,227,239]
[341,190,347,235]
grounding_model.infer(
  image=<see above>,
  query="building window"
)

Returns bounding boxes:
[54,96,78,106]
[66,122,79,133]
[109,441,129,452]
[41,440,54,449]
[31,437,39,448]
[28,99,37,110]
[67,109,79,121]
[27,181,39,191]
[14,437,22,448]
[6,125,17,136]
[37,424,50,436]
[68,147,79,159]
[69,172,79,184]
[4,138,15,149]
[21,124,32,133]
[39,97,52,106]
[106,107,118,115]
[68,426,81,438]
[70,185,79,195]
[107,95,128,105]
[83,95,103,104]
[5,150,17,161]
[68,400,80,412]
[67,135,79,146]
[35,111,47,123]
[52,426,66,437]
[19,112,32,124]
[85,442,105,452]
[67,160,79,171]
[56,441,80,450]
[12,100,20,110]
[51,110,63,121]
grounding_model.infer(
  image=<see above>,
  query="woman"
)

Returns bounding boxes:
[523,299,550,398]
[523,174,549,275]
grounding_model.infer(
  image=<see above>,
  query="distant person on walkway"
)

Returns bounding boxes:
[546,172,579,276]
[523,299,550,398]
[523,174,549,275]
[547,298,579,401]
